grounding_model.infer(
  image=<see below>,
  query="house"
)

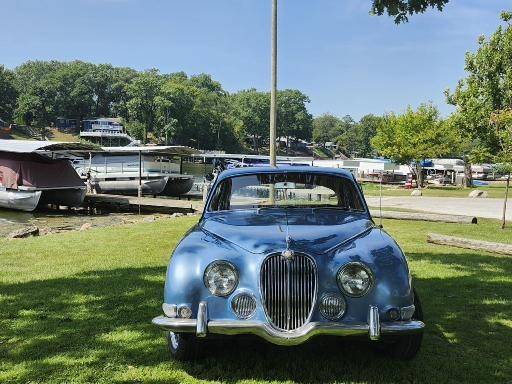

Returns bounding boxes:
[56,117,78,130]
[82,117,124,133]
[80,118,136,147]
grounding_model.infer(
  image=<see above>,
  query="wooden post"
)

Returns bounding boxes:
[269,0,278,168]
[427,233,512,256]
[268,0,278,205]
[138,150,142,215]
[502,173,510,229]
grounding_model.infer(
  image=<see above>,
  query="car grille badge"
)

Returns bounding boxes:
[281,235,295,261]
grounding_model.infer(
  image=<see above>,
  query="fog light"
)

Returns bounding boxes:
[162,303,177,318]
[320,293,346,320]
[387,307,400,321]
[178,305,192,319]
[232,293,256,319]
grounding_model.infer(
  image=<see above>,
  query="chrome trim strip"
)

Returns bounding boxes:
[152,316,425,346]
[196,301,208,337]
[368,305,380,341]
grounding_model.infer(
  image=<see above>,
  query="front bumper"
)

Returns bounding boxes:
[152,303,425,346]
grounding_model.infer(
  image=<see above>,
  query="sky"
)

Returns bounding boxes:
[1,0,510,119]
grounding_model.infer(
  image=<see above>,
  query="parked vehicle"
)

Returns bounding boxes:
[153,166,425,360]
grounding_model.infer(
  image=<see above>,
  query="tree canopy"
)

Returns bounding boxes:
[446,12,512,164]
[313,113,382,157]
[372,103,458,185]
[6,60,313,152]
[0,65,17,122]
[372,0,450,23]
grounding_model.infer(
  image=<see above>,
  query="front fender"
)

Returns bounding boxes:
[164,227,266,320]
[323,228,413,323]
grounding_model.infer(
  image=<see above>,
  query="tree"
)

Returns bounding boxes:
[13,61,62,131]
[52,61,96,123]
[332,115,358,156]
[446,12,512,186]
[231,89,270,152]
[313,114,343,145]
[355,114,383,157]
[313,114,381,158]
[13,60,142,136]
[126,70,164,143]
[490,109,512,229]
[371,0,450,23]
[124,120,145,142]
[277,89,313,152]
[0,66,17,122]
[372,103,458,187]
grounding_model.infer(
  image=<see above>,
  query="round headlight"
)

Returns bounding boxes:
[204,261,238,297]
[337,262,373,297]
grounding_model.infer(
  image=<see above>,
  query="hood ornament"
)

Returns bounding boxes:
[281,235,295,261]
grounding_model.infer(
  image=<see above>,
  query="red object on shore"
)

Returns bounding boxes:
[405,174,413,189]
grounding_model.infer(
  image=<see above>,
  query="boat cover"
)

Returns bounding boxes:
[0,152,84,189]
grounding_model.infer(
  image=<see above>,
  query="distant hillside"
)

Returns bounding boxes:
[0,127,79,142]
[313,146,335,159]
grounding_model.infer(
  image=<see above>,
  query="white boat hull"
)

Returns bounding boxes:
[90,175,194,196]
[0,189,42,212]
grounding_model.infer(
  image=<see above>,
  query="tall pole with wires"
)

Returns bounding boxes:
[269,0,278,167]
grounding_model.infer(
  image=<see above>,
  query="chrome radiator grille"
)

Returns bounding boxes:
[260,253,317,331]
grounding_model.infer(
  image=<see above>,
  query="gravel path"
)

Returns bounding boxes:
[366,196,511,221]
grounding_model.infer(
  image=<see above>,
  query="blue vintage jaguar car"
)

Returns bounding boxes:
[153,166,425,360]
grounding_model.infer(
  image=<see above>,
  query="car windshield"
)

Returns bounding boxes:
[207,172,365,212]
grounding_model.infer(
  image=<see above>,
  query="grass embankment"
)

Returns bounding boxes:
[362,182,509,199]
[1,216,511,383]
[313,147,335,159]
[0,127,78,142]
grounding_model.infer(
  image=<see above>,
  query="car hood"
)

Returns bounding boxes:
[200,209,374,254]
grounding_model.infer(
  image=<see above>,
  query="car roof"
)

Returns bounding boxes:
[216,166,355,183]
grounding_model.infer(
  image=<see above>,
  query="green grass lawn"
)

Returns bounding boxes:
[1,216,511,383]
[362,182,510,199]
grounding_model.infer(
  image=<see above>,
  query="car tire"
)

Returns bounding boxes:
[167,331,203,361]
[381,288,424,361]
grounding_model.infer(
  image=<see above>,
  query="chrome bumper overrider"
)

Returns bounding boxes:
[152,303,425,346]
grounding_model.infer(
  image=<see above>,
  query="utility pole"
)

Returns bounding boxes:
[269,0,278,167]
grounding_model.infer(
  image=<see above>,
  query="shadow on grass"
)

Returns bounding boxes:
[0,251,511,383]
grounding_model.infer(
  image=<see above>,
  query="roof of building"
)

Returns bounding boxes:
[102,145,199,155]
[192,153,313,162]
[0,139,100,154]
[83,117,123,124]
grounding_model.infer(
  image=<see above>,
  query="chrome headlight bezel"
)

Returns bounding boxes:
[337,262,374,297]
[203,260,239,297]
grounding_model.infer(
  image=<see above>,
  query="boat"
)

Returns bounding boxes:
[74,146,197,197]
[0,140,97,212]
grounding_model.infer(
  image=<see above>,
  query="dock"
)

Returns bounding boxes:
[84,194,204,214]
